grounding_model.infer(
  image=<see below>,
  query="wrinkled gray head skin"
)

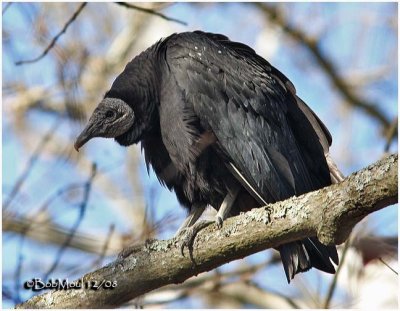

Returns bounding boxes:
[74,98,135,151]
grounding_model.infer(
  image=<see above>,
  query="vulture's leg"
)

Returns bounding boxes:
[178,204,212,262]
[215,185,240,228]
[119,205,206,260]
[174,203,206,237]
[325,152,345,183]
[180,186,240,263]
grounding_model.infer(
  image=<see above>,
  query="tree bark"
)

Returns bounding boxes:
[16,154,398,309]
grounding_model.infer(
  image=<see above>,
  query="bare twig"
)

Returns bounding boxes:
[2,2,12,15]
[16,154,398,309]
[378,258,398,275]
[64,223,118,278]
[15,2,87,65]
[323,238,351,308]
[37,183,83,213]
[43,163,96,280]
[3,286,17,304]
[255,3,391,133]
[116,2,187,26]
[91,224,116,268]
[14,253,23,304]
[3,215,122,255]
[3,182,121,256]
[209,281,303,309]
[157,257,272,296]
[3,117,62,211]
[384,116,398,152]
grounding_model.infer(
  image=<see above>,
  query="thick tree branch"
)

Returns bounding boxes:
[16,154,398,309]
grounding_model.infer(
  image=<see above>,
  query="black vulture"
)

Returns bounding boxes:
[75,31,343,282]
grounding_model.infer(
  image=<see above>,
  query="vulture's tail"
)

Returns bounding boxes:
[278,237,339,283]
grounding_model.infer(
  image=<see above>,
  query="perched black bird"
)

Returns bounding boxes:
[75,31,343,282]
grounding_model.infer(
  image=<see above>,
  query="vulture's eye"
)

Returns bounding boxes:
[105,110,115,119]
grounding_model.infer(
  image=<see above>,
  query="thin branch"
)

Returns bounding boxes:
[16,154,398,309]
[2,117,62,211]
[116,2,187,26]
[43,163,96,280]
[384,116,398,152]
[3,215,122,255]
[62,223,117,278]
[211,280,303,309]
[323,238,351,308]
[157,262,304,309]
[2,2,12,15]
[255,3,391,133]
[378,258,398,275]
[15,2,87,65]
[14,253,23,304]
[91,224,116,268]
[3,286,17,304]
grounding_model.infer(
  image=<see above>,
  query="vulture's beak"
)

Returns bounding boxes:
[74,123,96,151]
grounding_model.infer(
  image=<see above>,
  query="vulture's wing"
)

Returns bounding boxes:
[163,31,331,202]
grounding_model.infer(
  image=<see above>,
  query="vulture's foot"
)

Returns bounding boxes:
[216,215,224,229]
[179,219,213,264]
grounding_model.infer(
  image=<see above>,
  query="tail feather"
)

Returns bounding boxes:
[279,242,311,283]
[304,237,338,271]
[278,238,338,283]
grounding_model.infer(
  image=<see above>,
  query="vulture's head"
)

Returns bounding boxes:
[74,96,150,151]
[75,52,159,151]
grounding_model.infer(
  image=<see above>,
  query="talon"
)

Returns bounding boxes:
[180,236,190,257]
[178,220,213,264]
[216,216,223,229]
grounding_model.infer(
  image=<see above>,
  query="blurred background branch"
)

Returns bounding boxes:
[15,3,88,66]
[115,2,187,25]
[254,3,393,135]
